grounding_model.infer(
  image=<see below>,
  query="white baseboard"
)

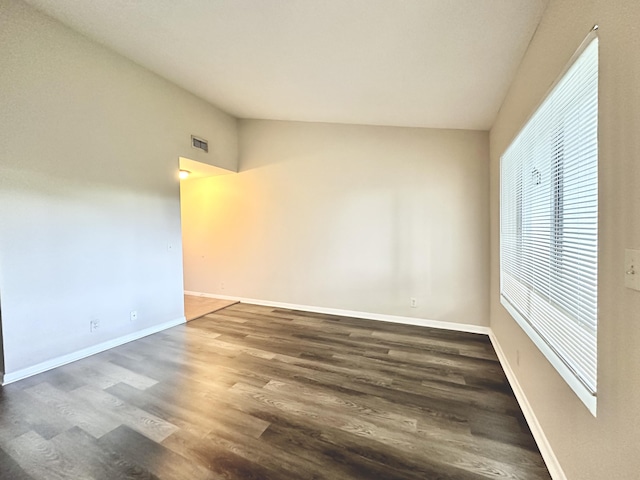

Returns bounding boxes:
[2,316,186,386]
[184,291,491,335]
[489,332,566,480]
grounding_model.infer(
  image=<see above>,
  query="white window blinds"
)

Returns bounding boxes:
[500,36,598,414]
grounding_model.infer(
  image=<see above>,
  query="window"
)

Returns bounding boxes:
[500,36,598,415]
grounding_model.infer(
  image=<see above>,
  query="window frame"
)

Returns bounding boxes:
[499,31,599,416]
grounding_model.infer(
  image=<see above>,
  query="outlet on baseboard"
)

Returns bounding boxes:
[220,282,225,290]
[410,297,418,308]
[130,310,138,322]
[90,319,100,333]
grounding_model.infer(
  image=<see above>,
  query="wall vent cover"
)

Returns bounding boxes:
[191,135,208,153]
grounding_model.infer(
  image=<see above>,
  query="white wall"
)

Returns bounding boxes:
[490,0,640,477]
[0,0,238,376]
[182,119,489,326]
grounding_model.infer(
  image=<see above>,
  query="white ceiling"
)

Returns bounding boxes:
[25,0,547,130]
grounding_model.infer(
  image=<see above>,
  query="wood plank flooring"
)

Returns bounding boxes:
[184,294,238,322]
[0,304,551,479]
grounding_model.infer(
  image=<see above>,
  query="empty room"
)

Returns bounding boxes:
[1,0,639,479]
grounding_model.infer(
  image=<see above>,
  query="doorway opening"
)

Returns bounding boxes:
[178,156,237,321]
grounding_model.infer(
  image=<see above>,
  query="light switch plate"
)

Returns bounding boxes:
[624,249,640,291]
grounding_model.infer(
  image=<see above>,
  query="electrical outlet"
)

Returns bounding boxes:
[410,297,418,308]
[130,310,138,321]
[220,282,225,290]
[167,243,173,252]
[90,319,100,332]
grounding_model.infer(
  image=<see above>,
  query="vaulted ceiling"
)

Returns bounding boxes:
[24,0,547,130]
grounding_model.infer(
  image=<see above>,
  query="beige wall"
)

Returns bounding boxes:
[490,0,640,477]
[0,0,237,375]
[182,119,490,326]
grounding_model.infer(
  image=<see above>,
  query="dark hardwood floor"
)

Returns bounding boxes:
[0,303,550,479]
[184,295,238,322]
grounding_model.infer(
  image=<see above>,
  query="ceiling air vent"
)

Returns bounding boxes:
[191,135,208,153]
